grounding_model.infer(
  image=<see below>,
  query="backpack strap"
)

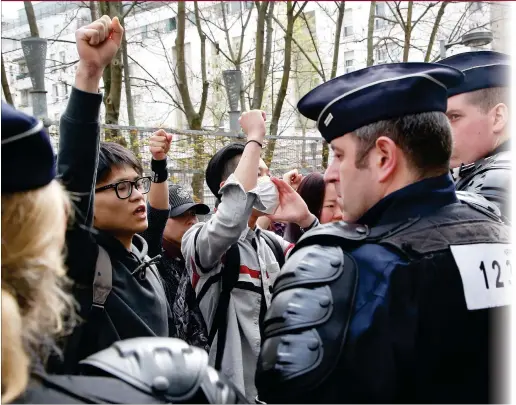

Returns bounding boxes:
[260,231,285,268]
[208,243,240,370]
[92,245,112,310]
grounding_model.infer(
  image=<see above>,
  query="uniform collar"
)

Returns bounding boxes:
[358,173,458,227]
[490,139,511,156]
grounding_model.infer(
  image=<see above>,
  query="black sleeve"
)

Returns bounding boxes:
[139,203,170,258]
[57,87,103,285]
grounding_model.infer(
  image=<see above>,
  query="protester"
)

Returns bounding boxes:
[49,14,172,374]
[256,63,510,403]
[182,111,317,401]
[1,101,247,404]
[162,184,210,349]
[284,172,343,242]
[439,51,511,220]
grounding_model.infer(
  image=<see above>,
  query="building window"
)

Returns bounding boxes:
[59,51,65,67]
[52,83,58,102]
[20,90,29,107]
[343,9,353,37]
[166,17,177,32]
[243,1,253,10]
[61,82,68,98]
[376,48,387,63]
[141,25,148,39]
[16,62,28,80]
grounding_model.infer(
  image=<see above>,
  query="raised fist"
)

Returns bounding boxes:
[149,129,173,161]
[75,15,123,77]
[282,169,303,191]
[239,110,266,144]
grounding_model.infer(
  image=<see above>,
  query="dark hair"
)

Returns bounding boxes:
[284,172,326,243]
[221,154,241,183]
[353,111,452,177]
[467,87,509,113]
[96,142,143,183]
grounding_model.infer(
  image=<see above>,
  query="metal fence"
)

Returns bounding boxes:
[47,123,328,209]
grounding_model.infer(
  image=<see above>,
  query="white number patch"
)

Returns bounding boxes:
[451,243,512,310]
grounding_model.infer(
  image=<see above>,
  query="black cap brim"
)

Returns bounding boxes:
[169,202,211,218]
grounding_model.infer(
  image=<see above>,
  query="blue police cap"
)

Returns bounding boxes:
[1,102,56,193]
[297,63,464,143]
[438,51,510,98]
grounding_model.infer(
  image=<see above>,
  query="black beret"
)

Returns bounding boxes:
[1,102,56,193]
[205,142,245,199]
[438,51,510,97]
[297,62,464,143]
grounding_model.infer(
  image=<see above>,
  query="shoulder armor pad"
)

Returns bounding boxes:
[456,191,502,221]
[256,245,358,402]
[456,151,511,212]
[80,337,246,404]
[293,221,369,256]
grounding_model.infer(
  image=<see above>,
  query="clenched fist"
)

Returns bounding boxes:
[239,110,266,144]
[149,129,172,161]
[75,15,123,79]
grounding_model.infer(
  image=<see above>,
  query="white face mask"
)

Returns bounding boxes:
[254,176,279,214]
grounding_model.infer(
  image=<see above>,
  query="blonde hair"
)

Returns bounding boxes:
[1,180,76,403]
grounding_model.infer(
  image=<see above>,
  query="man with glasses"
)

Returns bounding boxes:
[48,15,173,374]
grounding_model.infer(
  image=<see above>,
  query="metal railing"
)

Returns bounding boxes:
[47,123,327,209]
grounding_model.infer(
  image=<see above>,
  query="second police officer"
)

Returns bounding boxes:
[255,62,511,403]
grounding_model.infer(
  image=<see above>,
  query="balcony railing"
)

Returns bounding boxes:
[16,72,29,80]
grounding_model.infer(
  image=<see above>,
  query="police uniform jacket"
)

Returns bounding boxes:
[256,174,510,404]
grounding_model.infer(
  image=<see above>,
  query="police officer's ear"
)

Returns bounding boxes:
[374,136,399,183]
[491,103,508,136]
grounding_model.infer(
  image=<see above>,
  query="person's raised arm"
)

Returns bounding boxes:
[233,110,266,191]
[140,130,172,257]
[57,16,122,283]
[182,110,267,271]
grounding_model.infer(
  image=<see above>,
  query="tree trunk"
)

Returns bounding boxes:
[89,0,99,21]
[175,0,209,202]
[366,1,376,66]
[24,1,39,37]
[251,2,268,109]
[101,1,125,145]
[264,1,295,166]
[262,2,275,91]
[403,1,413,62]
[330,2,345,79]
[322,1,346,169]
[122,31,138,156]
[424,2,447,62]
[1,55,14,106]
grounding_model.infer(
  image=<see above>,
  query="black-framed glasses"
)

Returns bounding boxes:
[95,176,152,200]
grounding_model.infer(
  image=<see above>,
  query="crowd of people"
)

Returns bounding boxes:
[1,14,511,404]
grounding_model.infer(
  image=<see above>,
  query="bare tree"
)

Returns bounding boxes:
[1,55,15,106]
[175,0,210,201]
[366,2,376,66]
[263,0,308,166]
[24,1,39,37]
[424,2,447,61]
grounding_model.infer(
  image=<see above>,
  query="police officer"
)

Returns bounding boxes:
[255,63,511,403]
[439,51,511,221]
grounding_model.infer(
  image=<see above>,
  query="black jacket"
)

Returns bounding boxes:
[49,87,171,373]
[140,205,209,351]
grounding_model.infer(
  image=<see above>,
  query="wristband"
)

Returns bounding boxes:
[300,217,319,233]
[151,158,168,183]
[245,139,263,149]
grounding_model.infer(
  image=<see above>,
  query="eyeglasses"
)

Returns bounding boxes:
[95,176,152,200]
